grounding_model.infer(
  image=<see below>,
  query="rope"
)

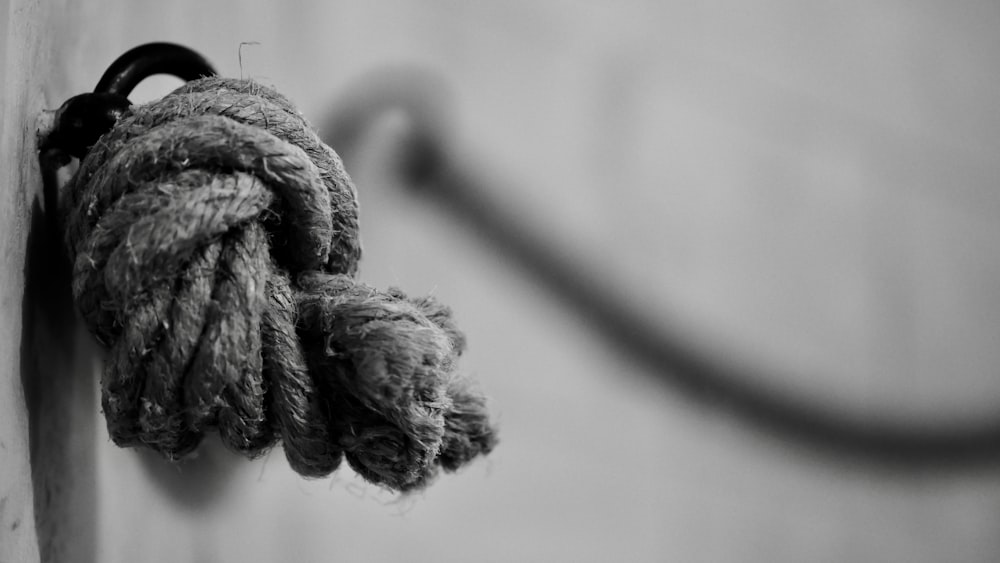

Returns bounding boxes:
[61,77,496,491]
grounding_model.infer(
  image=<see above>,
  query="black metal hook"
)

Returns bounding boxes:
[41,42,216,159]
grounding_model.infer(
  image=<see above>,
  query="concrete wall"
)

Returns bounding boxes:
[1,2,89,561]
[3,1,1000,561]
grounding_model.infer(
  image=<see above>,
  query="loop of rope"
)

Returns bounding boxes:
[62,77,496,491]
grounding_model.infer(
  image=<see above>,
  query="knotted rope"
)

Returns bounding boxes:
[61,77,496,491]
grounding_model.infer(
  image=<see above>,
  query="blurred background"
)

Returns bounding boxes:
[5,1,1000,561]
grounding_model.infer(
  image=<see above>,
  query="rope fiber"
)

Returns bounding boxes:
[61,76,496,491]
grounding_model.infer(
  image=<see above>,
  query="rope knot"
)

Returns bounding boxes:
[62,77,496,491]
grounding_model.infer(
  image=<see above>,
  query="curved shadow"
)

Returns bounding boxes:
[132,436,245,511]
[322,67,1000,470]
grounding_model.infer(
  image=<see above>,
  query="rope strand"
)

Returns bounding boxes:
[62,77,496,490]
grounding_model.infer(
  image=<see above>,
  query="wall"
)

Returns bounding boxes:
[3,1,1000,562]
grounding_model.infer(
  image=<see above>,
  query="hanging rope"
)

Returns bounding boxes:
[59,76,496,491]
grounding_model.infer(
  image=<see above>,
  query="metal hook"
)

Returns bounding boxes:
[41,42,216,159]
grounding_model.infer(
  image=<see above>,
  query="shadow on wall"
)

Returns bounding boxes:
[20,156,97,563]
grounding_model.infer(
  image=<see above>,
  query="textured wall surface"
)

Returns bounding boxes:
[2,1,55,561]
[4,2,1000,562]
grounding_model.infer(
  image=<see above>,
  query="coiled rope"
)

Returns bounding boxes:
[61,76,496,491]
